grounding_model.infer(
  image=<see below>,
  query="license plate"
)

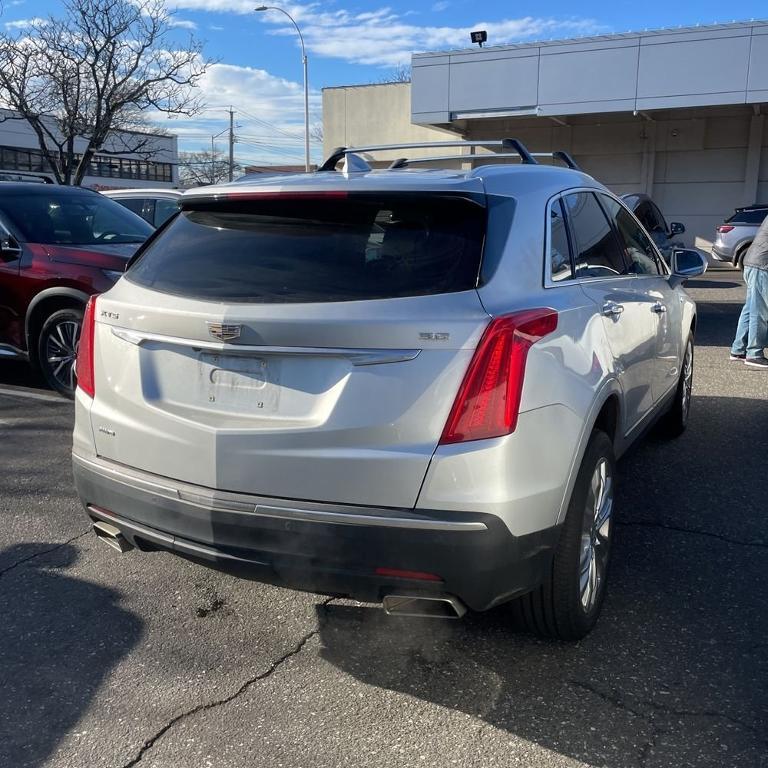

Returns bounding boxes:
[199,353,280,413]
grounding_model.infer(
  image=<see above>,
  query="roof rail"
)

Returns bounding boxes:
[319,139,537,171]
[319,139,581,172]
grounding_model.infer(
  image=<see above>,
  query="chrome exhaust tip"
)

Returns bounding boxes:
[382,594,467,619]
[92,520,134,554]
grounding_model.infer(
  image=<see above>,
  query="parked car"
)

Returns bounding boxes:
[0,184,153,396]
[0,171,56,184]
[101,188,182,228]
[711,204,768,267]
[72,140,706,640]
[621,193,686,261]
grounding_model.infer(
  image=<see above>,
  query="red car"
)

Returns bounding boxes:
[0,184,153,396]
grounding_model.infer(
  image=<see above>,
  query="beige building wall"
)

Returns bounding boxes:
[323,84,767,252]
[322,83,456,164]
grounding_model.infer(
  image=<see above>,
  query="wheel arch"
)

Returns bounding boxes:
[25,287,90,363]
[733,240,752,266]
[555,382,622,526]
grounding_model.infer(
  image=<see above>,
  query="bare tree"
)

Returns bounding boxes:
[309,121,323,145]
[377,65,411,84]
[178,150,239,187]
[0,0,211,185]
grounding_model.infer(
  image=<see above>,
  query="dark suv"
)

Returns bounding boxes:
[0,184,153,396]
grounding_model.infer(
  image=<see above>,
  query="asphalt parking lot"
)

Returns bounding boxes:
[0,266,766,768]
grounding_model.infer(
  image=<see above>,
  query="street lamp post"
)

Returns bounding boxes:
[255,5,310,172]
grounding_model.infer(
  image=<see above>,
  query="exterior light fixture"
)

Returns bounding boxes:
[471,30,488,48]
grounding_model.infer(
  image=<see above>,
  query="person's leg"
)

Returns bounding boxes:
[746,267,768,361]
[731,267,754,357]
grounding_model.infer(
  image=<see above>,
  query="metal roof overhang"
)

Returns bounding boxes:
[411,21,768,127]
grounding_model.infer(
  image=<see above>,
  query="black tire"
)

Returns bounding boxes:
[37,307,83,399]
[513,430,616,640]
[734,245,749,269]
[657,334,694,439]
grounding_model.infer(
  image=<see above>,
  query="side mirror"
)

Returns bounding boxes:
[669,248,707,286]
[0,235,21,261]
[669,221,685,235]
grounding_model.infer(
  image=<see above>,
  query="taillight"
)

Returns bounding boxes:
[717,225,734,233]
[75,296,97,398]
[440,309,558,445]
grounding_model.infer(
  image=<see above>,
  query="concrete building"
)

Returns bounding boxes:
[323,21,768,251]
[0,109,178,189]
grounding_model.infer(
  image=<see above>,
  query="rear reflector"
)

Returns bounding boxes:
[75,296,97,398]
[717,225,734,233]
[375,567,442,582]
[440,309,558,445]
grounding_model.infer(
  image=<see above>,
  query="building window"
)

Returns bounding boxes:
[0,144,172,182]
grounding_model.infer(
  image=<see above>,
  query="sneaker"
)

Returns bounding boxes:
[729,352,746,361]
[744,357,768,369]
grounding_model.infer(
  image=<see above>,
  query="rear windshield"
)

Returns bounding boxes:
[0,191,153,245]
[127,193,486,303]
[726,209,768,225]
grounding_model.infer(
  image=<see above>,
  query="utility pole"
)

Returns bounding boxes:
[228,107,235,182]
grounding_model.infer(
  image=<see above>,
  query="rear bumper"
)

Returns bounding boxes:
[710,245,732,262]
[72,452,558,612]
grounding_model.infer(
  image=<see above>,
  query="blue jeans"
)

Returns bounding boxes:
[731,266,768,359]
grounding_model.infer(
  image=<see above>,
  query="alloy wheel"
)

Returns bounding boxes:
[44,319,81,394]
[680,340,693,425]
[578,458,613,613]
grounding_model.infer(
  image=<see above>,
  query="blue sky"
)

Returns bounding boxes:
[4,1,768,166]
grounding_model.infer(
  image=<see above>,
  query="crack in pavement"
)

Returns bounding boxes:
[617,520,767,549]
[638,717,661,768]
[121,597,336,768]
[0,529,91,579]
[569,680,766,746]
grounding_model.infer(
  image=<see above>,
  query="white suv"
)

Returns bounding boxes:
[72,140,706,640]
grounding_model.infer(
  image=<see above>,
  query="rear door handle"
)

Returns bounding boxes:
[601,302,624,318]
[651,302,667,314]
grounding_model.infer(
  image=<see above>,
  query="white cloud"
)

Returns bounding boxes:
[170,2,607,67]
[148,62,320,164]
[209,24,225,31]
[168,17,198,30]
[432,1,450,11]
[4,17,44,30]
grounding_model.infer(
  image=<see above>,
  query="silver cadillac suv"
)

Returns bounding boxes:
[72,140,706,640]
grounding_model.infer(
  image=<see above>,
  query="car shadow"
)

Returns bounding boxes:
[0,543,142,768]
[0,360,50,391]
[316,393,768,766]
[692,300,746,347]
[685,279,741,289]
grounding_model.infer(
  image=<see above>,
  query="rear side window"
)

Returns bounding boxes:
[563,192,628,278]
[115,198,146,218]
[154,198,179,227]
[127,193,486,302]
[549,198,573,282]
[727,209,768,225]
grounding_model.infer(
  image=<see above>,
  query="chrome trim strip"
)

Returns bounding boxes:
[74,453,181,499]
[249,504,487,531]
[74,453,488,532]
[543,187,670,289]
[110,326,420,366]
